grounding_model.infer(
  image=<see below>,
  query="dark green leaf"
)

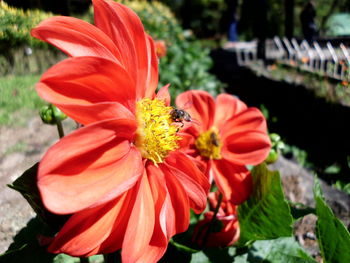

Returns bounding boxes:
[314,177,350,263]
[190,251,211,263]
[238,163,293,245]
[245,237,317,263]
[191,247,235,263]
[7,163,69,231]
[0,217,55,263]
[53,254,79,263]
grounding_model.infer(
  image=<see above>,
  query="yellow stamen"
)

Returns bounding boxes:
[195,127,222,159]
[135,98,180,164]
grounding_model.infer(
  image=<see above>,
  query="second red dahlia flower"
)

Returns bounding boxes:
[176,90,271,205]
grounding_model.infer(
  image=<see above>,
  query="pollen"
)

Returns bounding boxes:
[135,98,180,164]
[195,128,222,160]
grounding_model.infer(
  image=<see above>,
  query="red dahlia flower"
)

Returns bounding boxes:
[31,0,209,262]
[176,90,271,204]
[192,192,240,247]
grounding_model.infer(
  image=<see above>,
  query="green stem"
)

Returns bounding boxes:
[201,192,223,248]
[54,115,64,138]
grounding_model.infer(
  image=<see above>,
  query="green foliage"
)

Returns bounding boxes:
[189,238,316,263]
[53,254,104,263]
[333,180,350,195]
[234,237,317,263]
[0,216,103,263]
[0,74,44,126]
[237,163,293,245]
[8,163,70,231]
[159,40,222,99]
[314,177,350,263]
[0,2,52,51]
[178,0,228,38]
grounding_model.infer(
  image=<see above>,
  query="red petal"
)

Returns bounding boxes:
[31,16,122,62]
[122,172,155,263]
[177,131,196,152]
[147,164,175,239]
[100,165,169,261]
[214,94,247,130]
[120,164,172,262]
[48,191,134,256]
[212,160,252,204]
[156,84,171,106]
[176,90,215,132]
[144,34,160,98]
[38,119,143,214]
[221,108,271,165]
[165,152,210,213]
[37,56,136,111]
[49,102,135,126]
[93,0,158,98]
[160,163,190,234]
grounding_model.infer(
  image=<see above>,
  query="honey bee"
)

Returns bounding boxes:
[170,108,192,127]
[210,132,219,147]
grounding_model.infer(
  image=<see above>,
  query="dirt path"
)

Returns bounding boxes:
[0,115,74,253]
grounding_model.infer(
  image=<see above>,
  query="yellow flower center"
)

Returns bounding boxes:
[135,98,180,164]
[195,128,222,160]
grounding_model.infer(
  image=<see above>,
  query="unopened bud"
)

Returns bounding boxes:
[265,148,279,164]
[39,105,67,125]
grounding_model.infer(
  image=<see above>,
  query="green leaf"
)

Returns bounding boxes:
[190,251,211,263]
[191,247,236,263]
[245,237,317,263]
[53,254,80,263]
[314,177,350,263]
[53,254,104,263]
[7,163,69,231]
[237,163,293,245]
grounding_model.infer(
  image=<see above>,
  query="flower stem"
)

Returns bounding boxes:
[201,192,223,248]
[54,115,64,138]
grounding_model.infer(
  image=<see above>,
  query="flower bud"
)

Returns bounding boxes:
[265,133,284,164]
[269,133,281,143]
[39,105,67,125]
[265,148,279,164]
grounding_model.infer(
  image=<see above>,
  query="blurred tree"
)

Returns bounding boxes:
[285,0,295,38]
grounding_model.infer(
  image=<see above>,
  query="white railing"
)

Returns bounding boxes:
[230,37,350,81]
[266,37,350,81]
